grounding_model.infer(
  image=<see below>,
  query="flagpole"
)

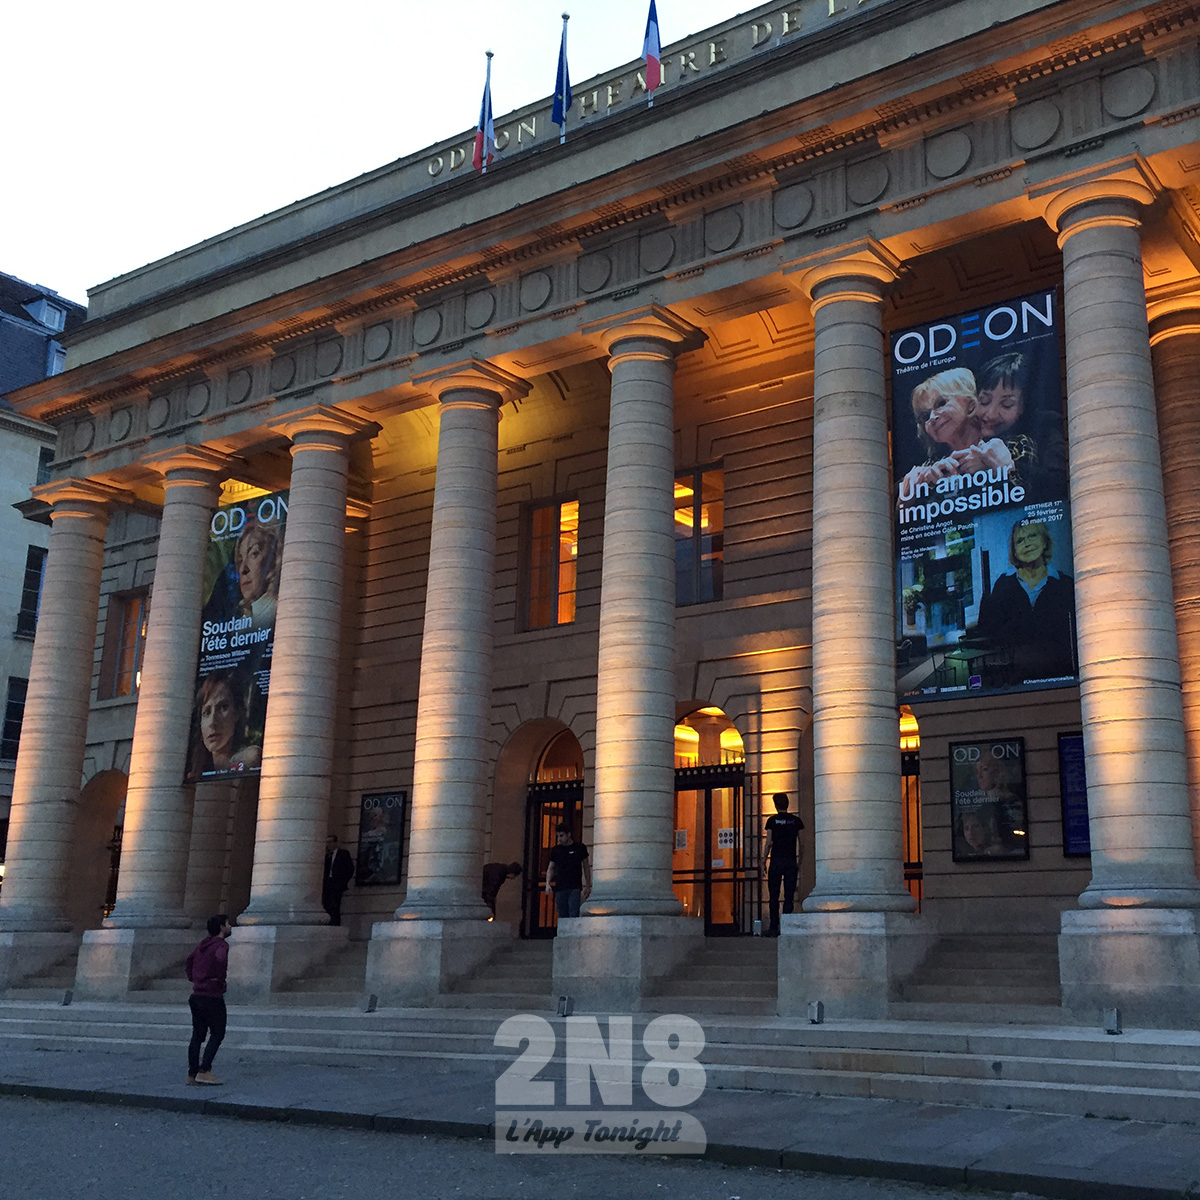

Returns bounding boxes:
[560,14,569,146]
[482,50,493,176]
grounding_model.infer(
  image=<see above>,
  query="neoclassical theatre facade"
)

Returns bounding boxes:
[3,0,1200,1022]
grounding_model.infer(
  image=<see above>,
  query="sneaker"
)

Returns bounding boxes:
[193,1071,223,1086]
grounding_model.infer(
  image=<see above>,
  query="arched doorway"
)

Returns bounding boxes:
[69,769,127,932]
[672,707,751,935]
[522,728,584,938]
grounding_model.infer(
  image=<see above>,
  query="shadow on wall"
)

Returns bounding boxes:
[67,769,127,933]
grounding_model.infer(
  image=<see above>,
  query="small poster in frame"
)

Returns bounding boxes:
[1057,733,1091,856]
[950,738,1030,862]
[355,790,407,886]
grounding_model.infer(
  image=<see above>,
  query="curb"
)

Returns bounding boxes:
[2,1081,1196,1200]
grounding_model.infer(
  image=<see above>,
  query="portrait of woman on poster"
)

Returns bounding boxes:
[974,519,1077,682]
[897,368,1014,500]
[235,523,282,627]
[954,802,1018,859]
[973,352,1068,503]
[187,672,262,779]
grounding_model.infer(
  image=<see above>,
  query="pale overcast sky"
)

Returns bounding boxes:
[4,0,747,306]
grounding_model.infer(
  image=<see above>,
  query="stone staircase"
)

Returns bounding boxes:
[3,999,1200,1123]
[438,937,555,1010]
[644,935,777,1015]
[891,933,1063,1022]
[274,939,370,1008]
[1,952,79,1003]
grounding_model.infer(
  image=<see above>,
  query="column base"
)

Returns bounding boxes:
[0,931,80,994]
[1059,908,1200,1029]
[227,924,349,1005]
[778,911,933,1019]
[552,915,705,1012]
[74,927,199,1000]
[366,917,511,1007]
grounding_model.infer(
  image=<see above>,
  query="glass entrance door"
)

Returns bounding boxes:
[522,780,582,938]
[672,764,747,935]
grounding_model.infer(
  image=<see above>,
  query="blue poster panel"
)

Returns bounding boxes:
[1057,732,1091,856]
[892,289,1078,701]
[184,490,288,782]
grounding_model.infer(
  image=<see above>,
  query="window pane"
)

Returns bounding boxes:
[528,505,559,629]
[697,469,724,603]
[674,475,697,605]
[557,501,578,624]
[1,677,29,762]
[113,594,150,697]
[16,546,47,636]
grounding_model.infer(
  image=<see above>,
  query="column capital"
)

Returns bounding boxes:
[786,240,903,310]
[268,404,380,451]
[1148,299,1200,345]
[1035,160,1158,242]
[31,477,129,513]
[138,444,233,486]
[582,304,706,357]
[412,358,531,406]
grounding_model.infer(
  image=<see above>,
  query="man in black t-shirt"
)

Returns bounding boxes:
[545,823,591,919]
[762,793,804,936]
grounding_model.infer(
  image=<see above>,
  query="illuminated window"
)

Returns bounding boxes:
[675,467,724,605]
[99,590,150,699]
[1,678,28,762]
[525,499,579,629]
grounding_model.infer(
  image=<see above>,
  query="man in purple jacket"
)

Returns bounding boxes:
[185,914,231,1086]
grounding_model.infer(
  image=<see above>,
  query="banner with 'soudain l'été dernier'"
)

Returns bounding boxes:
[891,288,1078,701]
[184,490,288,782]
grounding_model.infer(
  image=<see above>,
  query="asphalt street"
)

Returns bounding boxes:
[0,1095,1015,1200]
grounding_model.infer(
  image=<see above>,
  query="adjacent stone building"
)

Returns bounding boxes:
[2,0,1199,1025]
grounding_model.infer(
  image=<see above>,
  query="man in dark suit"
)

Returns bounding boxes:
[322,835,355,926]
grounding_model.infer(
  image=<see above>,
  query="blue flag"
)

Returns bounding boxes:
[552,14,572,129]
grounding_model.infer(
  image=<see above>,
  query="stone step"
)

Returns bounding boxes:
[887,1000,1070,1025]
[670,963,776,984]
[642,995,778,1016]
[434,991,555,1011]
[899,983,1062,1006]
[650,977,776,1000]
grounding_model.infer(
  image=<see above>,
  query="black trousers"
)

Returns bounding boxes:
[188,994,227,1075]
[767,858,798,932]
[322,882,347,926]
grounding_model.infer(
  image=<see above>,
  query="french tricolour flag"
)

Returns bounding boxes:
[642,0,662,92]
[473,51,496,173]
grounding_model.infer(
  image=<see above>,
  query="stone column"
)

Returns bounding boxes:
[230,405,377,1001]
[1149,308,1200,867]
[1044,174,1200,1024]
[0,480,123,992]
[552,306,707,1011]
[368,362,529,1005]
[75,450,227,997]
[777,246,928,1019]
[182,781,238,917]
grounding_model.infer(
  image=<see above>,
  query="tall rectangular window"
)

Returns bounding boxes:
[15,546,47,637]
[36,447,54,485]
[525,499,579,629]
[99,591,150,700]
[675,467,724,605]
[1,677,29,762]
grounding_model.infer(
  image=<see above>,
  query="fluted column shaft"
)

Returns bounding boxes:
[1151,313,1200,867]
[586,327,689,916]
[801,264,914,913]
[240,422,355,925]
[106,460,222,929]
[1049,185,1200,908]
[399,387,504,919]
[0,486,114,931]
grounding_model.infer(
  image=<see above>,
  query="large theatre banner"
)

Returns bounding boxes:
[891,289,1078,701]
[184,491,288,782]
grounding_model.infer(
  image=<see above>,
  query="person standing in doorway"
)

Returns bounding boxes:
[322,835,355,926]
[185,914,231,1086]
[545,823,591,919]
[762,793,804,936]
